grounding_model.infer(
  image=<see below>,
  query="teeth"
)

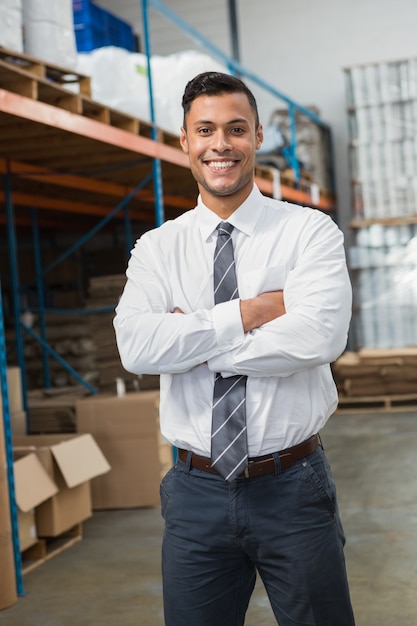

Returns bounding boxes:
[207,161,235,170]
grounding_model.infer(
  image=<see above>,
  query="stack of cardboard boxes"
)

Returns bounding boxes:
[1,369,172,612]
[1,367,110,611]
[13,433,111,541]
[1,366,26,610]
[0,378,18,610]
[76,390,172,510]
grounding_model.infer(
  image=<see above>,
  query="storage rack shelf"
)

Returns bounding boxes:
[0,48,334,231]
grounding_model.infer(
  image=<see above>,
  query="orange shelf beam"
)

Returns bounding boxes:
[0,90,334,214]
[0,89,189,169]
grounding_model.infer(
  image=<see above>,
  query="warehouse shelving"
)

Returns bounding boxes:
[344,57,417,352]
[144,0,337,211]
[1,0,338,595]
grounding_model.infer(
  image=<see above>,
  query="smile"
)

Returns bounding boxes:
[205,160,237,170]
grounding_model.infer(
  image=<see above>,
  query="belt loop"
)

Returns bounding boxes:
[272,451,282,476]
[185,450,193,472]
[178,449,193,473]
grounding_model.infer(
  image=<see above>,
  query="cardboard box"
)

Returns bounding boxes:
[76,391,171,509]
[0,367,23,418]
[11,410,27,437]
[0,410,17,610]
[13,434,110,537]
[13,452,58,551]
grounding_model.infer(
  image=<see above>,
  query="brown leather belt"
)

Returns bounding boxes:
[178,434,319,479]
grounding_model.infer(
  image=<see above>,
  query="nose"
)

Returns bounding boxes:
[212,130,232,151]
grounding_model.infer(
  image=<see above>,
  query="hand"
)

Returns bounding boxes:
[240,290,285,333]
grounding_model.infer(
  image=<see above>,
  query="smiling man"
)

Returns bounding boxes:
[114,72,355,626]
[180,86,263,210]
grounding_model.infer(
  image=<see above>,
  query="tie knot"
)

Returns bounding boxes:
[217,222,234,238]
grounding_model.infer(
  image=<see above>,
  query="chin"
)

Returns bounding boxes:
[204,181,240,196]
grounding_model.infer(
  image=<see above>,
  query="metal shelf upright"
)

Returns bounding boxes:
[142,0,337,203]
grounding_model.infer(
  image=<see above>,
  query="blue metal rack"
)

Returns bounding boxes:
[142,0,336,198]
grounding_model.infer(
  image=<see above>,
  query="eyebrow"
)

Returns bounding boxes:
[192,117,250,126]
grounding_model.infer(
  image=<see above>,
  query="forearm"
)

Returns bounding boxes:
[115,309,212,375]
[208,305,350,378]
[208,261,352,378]
[240,291,285,332]
[114,291,244,375]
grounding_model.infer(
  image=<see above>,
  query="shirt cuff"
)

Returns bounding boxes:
[212,299,244,352]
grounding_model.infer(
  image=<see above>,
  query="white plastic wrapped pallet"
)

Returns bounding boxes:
[21,0,77,68]
[0,0,23,52]
[350,223,417,349]
[76,47,226,135]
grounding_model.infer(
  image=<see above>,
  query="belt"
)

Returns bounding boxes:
[178,434,319,479]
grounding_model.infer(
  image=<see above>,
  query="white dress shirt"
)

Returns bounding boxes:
[114,184,352,457]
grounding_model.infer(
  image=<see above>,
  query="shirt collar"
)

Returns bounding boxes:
[197,184,264,241]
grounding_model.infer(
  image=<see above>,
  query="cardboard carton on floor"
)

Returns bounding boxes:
[76,391,171,509]
[1,409,17,611]
[13,434,110,537]
[13,452,58,551]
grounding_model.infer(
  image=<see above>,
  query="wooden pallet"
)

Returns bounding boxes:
[21,523,83,575]
[0,45,180,147]
[0,46,91,95]
[336,392,417,414]
[254,164,335,210]
[0,48,334,213]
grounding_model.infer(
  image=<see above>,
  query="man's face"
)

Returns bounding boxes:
[180,92,263,213]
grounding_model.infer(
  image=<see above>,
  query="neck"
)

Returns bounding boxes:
[199,184,253,219]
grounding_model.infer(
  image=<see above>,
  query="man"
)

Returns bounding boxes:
[114,71,355,626]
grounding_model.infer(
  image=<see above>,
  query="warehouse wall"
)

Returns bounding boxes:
[95,0,230,57]
[96,0,417,233]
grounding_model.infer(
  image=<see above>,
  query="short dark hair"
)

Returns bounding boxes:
[182,71,260,129]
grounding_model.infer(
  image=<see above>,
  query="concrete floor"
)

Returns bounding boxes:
[1,409,417,625]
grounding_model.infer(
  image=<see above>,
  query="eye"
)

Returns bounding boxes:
[231,127,245,134]
[198,127,212,134]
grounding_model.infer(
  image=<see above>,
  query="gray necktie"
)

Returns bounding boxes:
[211,222,248,481]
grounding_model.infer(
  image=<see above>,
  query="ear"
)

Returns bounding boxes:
[256,124,264,151]
[180,127,189,154]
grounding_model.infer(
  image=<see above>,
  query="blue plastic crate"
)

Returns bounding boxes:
[73,0,96,25]
[73,0,136,52]
[74,24,106,52]
[107,13,136,51]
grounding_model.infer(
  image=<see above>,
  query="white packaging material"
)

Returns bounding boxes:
[76,47,150,121]
[151,50,225,133]
[353,224,417,348]
[0,0,23,52]
[76,47,226,134]
[349,66,366,108]
[22,0,77,68]
[364,64,380,106]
